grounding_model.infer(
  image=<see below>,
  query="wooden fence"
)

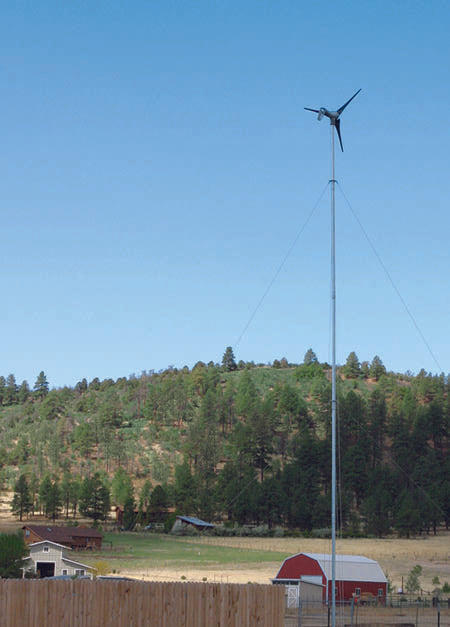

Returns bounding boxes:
[0,579,285,626]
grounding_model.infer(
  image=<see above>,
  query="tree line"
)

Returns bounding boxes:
[2,349,449,536]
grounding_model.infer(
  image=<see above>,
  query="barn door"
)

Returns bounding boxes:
[287,585,299,608]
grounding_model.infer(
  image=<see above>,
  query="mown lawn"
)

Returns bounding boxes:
[82,532,289,572]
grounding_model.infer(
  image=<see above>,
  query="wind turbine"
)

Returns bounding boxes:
[304,88,361,152]
[305,89,361,627]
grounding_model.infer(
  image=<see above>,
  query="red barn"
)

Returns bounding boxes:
[273,553,387,604]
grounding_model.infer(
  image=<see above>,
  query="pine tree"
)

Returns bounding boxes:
[0,376,5,405]
[18,380,31,403]
[222,347,237,372]
[5,374,18,405]
[11,475,32,521]
[343,352,360,378]
[122,495,136,530]
[111,468,134,507]
[46,482,62,521]
[369,356,386,381]
[38,474,53,515]
[33,371,49,399]
[79,473,111,521]
[303,348,318,365]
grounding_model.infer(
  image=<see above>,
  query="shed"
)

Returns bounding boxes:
[272,579,324,608]
[273,553,387,603]
[22,541,96,579]
[171,516,214,533]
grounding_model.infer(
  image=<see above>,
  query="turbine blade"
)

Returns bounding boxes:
[337,88,361,115]
[304,107,319,112]
[335,119,344,152]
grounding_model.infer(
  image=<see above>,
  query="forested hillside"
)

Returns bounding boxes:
[1,349,449,537]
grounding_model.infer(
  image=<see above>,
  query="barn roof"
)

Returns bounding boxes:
[277,553,387,583]
[176,516,214,528]
[23,525,103,542]
[306,553,386,583]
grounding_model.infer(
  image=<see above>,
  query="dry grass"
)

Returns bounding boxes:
[169,534,450,591]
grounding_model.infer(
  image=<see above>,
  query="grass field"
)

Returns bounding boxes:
[87,533,287,571]
[2,491,448,591]
[79,531,450,591]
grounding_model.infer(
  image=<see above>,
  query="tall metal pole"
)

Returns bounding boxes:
[330,121,337,627]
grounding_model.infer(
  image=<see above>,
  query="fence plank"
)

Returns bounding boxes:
[0,579,285,627]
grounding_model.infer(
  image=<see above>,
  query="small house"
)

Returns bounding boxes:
[22,541,96,579]
[273,553,387,603]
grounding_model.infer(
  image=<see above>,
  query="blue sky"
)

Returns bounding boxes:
[1,1,448,388]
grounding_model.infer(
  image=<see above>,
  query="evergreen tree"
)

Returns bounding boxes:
[33,371,49,399]
[215,461,240,521]
[394,489,422,538]
[60,473,73,519]
[73,422,95,457]
[343,352,360,378]
[339,390,367,453]
[38,475,61,520]
[362,467,395,537]
[360,361,370,379]
[46,481,62,521]
[79,473,111,521]
[367,388,387,469]
[18,380,31,403]
[369,356,386,381]
[0,376,5,405]
[342,443,368,507]
[247,397,274,481]
[282,432,322,530]
[111,468,134,507]
[149,485,168,522]
[277,384,308,430]
[38,474,53,515]
[122,495,136,530]
[5,374,18,405]
[138,480,153,521]
[303,348,318,365]
[29,474,39,516]
[222,347,237,372]
[70,477,82,518]
[173,461,197,513]
[235,369,257,418]
[0,532,28,578]
[11,474,32,521]
[75,378,88,394]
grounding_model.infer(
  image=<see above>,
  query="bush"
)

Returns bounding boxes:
[164,512,177,534]
[92,561,110,576]
[0,532,28,578]
[294,363,325,381]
